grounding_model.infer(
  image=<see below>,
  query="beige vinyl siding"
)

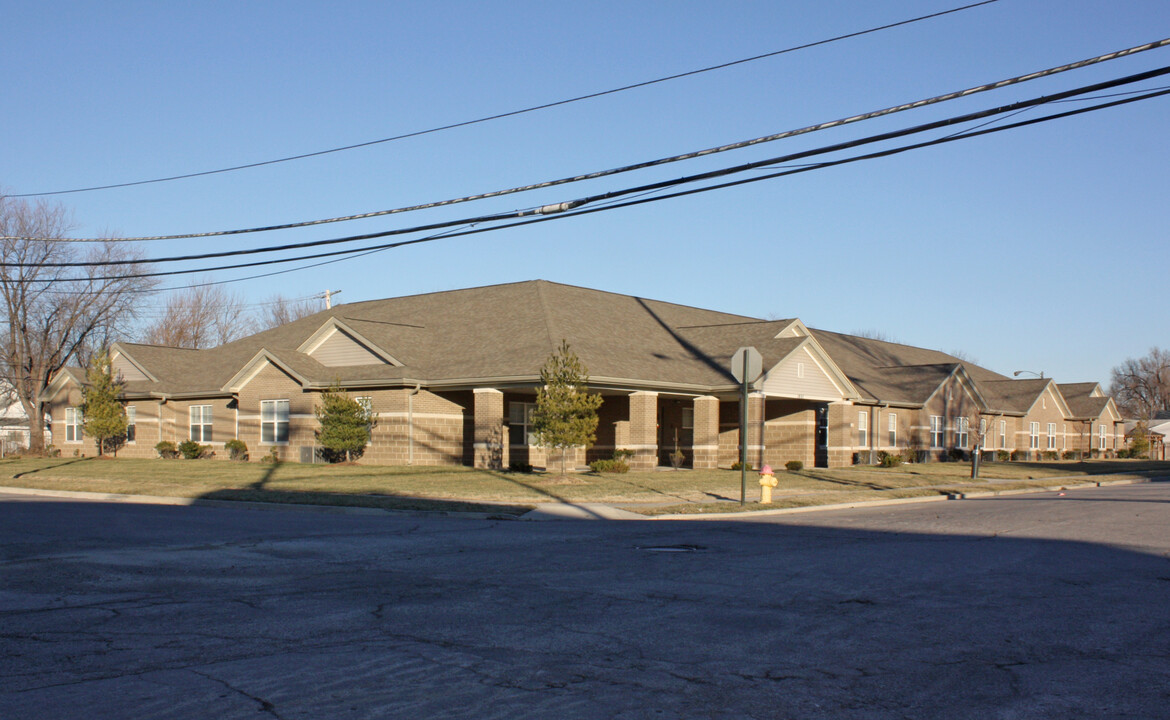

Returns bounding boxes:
[761,347,845,400]
[111,354,150,382]
[309,329,388,367]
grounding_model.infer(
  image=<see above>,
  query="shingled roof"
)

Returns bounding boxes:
[98,280,1020,404]
[113,281,787,395]
[806,329,1008,405]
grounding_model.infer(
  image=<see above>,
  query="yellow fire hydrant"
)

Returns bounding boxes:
[759,464,778,504]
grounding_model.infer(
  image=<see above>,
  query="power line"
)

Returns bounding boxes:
[18,35,1170,244]
[11,63,1170,270]
[8,1,1001,200]
[25,81,1170,287]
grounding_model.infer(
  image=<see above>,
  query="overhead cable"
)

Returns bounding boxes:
[8,1,1001,199]
[16,34,1170,244]
[23,80,1170,285]
[10,63,1170,269]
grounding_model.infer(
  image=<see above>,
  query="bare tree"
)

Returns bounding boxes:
[1110,347,1170,419]
[258,293,321,330]
[850,329,894,342]
[142,283,255,348]
[0,194,153,453]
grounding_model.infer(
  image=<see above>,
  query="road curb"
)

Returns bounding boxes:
[2,475,1163,522]
[646,476,1160,520]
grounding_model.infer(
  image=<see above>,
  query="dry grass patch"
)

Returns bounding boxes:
[1,457,1165,516]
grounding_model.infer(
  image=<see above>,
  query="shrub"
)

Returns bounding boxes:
[1010,450,1026,461]
[260,447,281,464]
[1062,450,1079,460]
[509,461,534,473]
[589,458,630,473]
[1042,451,1058,461]
[155,441,178,459]
[668,450,685,470]
[784,460,803,472]
[948,448,967,462]
[997,450,1011,462]
[878,452,902,468]
[46,445,61,458]
[612,449,636,461]
[730,461,753,471]
[178,440,208,460]
[225,439,248,461]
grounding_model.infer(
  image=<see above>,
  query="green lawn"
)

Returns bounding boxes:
[1,456,1166,516]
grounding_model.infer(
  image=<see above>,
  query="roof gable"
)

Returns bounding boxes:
[298,318,400,368]
[110,344,156,383]
[760,341,854,401]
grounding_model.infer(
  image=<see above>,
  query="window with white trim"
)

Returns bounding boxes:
[1046,423,1056,450]
[190,405,213,442]
[930,416,944,448]
[888,413,897,447]
[126,406,136,443]
[954,417,969,448]
[1099,423,1107,450]
[65,407,82,443]
[858,411,868,448]
[999,420,1007,450]
[508,402,536,446]
[979,418,987,448]
[261,400,290,444]
[1029,422,1039,450]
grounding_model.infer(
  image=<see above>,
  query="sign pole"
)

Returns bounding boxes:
[730,346,762,507]
[740,352,749,506]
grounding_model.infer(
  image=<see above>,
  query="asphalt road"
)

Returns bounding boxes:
[2,483,1168,719]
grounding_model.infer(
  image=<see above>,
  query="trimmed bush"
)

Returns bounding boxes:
[1042,451,1058,461]
[878,452,902,468]
[155,441,178,459]
[1062,450,1080,460]
[948,448,967,462]
[589,458,630,473]
[996,450,1010,462]
[225,439,248,461]
[178,440,208,460]
[784,460,803,472]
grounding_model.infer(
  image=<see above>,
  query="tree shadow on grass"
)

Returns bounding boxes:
[199,462,534,517]
[12,456,96,479]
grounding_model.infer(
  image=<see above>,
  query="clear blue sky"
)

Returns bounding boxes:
[3,0,1167,386]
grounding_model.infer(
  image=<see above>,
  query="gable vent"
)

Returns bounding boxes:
[309,329,388,367]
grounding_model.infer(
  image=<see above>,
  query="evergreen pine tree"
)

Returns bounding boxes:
[314,386,374,462]
[80,351,127,456]
[533,340,603,475]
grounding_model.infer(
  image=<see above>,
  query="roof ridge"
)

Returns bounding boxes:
[534,281,560,353]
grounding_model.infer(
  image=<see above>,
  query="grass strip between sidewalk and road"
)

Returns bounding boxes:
[1,456,1167,516]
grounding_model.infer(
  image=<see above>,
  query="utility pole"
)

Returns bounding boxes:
[320,289,342,309]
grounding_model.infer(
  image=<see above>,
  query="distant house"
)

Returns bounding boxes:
[0,382,35,455]
[41,280,1127,468]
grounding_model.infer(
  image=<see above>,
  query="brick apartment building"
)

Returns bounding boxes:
[42,280,1126,469]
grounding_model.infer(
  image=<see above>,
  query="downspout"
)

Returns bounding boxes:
[408,384,421,465]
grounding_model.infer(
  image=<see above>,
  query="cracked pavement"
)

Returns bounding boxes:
[2,483,1169,718]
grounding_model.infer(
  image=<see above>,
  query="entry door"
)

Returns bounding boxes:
[815,406,829,467]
